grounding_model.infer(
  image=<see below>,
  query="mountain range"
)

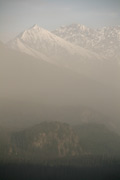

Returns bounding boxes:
[7,24,120,85]
[8,23,120,65]
[0,23,120,180]
[53,24,120,64]
[0,23,120,131]
[7,24,104,78]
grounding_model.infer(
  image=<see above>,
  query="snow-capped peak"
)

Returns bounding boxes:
[20,24,51,42]
[7,24,104,74]
[32,24,40,29]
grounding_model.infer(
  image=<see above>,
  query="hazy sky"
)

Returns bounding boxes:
[0,0,120,42]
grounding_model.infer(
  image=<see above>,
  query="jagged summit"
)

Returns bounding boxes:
[32,24,40,29]
[67,23,89,30]
[30,24,46,31]
[53,23,120,63]
[20,24,51,41]
[54,24,90,36]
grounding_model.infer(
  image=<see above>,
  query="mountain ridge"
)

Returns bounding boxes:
[7,24,104,70]
[7,24,120,86]
[53,23,120,64]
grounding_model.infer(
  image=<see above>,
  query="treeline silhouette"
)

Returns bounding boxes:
[0,156,120,180]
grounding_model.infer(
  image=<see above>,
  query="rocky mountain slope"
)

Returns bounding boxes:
[1,122,120,163]
[11,122,82,159]
[53,24,120,64]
